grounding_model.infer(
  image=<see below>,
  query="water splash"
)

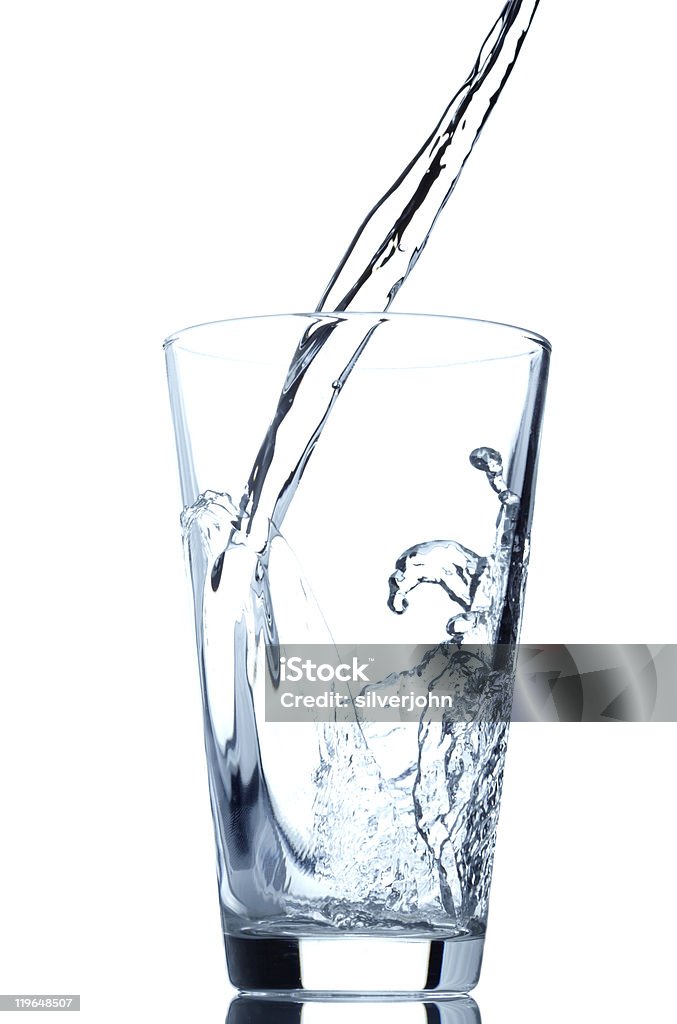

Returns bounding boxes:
[183,442,519,932]
[181,0,542,936]
[389,448,520,642]
[230,0,540,549]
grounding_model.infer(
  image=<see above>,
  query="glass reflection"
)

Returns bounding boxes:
[226,995,481,1024]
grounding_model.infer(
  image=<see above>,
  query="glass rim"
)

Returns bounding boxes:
[163,311,551,369]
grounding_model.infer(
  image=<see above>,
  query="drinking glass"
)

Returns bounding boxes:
[165,312,550,994]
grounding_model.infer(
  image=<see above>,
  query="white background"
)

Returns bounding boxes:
[1,1,676,1021]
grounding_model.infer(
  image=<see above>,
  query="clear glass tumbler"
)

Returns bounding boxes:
[165,312,550,995]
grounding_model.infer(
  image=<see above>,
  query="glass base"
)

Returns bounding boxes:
[228,995,482,1023]
[225,934,484,995]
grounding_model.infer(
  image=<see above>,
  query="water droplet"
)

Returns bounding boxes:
[469,447,502,475]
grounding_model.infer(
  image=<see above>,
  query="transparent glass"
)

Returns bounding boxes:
[165,313,550,995]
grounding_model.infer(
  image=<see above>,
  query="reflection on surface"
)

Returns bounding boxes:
[227,995,481,1024]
